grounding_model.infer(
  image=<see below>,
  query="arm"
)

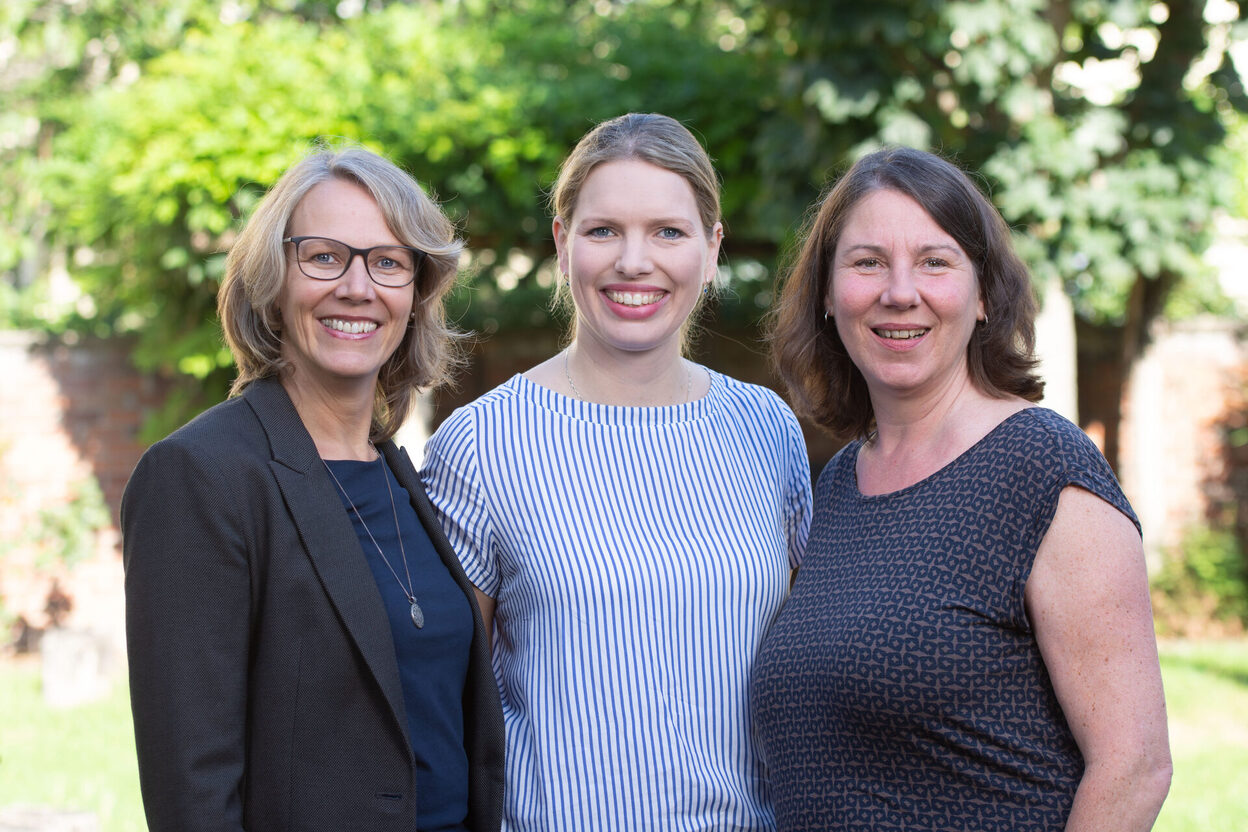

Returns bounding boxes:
[122,442,251,832]
[1026,486,1172,831]
[778,398,813,569]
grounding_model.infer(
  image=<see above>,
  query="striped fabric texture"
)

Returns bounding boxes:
[421,369,812,831]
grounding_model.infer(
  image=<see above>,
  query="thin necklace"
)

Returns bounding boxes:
[322,444,424,629]
[563,350,693,405]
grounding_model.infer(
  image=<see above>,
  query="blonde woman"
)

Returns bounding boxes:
[422,114,812,829]
[123,146,503,832]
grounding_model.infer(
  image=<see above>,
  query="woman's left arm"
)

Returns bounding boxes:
[1027,485,1172,831]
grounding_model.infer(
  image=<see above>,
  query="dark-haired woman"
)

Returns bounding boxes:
[751,147,1170,831]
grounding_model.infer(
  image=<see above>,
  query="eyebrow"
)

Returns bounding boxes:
[576,216,698,228]
[839,242,962,257]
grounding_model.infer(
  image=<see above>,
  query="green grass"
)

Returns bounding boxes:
[1155,639,1248,831]
[0,640,1245,831]
[0,657,144,832]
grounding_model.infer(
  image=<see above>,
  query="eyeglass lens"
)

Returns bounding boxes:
[294,237,417,287]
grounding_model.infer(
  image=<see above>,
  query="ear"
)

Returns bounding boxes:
[976,293,986,322]
[553,216,570,278]
[704,221,724,284]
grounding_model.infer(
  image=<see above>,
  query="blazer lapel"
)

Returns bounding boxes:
[244,378,409,740]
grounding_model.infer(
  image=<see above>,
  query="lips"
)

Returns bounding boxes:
[605,289,666,307]
[873,327,929,340]
[321,318,378,335]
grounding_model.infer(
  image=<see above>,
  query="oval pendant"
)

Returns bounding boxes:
[410,600,425,629]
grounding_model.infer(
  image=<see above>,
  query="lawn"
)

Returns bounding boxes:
[0,640,1245,831]
[1154,639,1248,831]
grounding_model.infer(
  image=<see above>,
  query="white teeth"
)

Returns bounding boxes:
[322,318,378,335]
[606,290,664,307]
[876,328,928,340]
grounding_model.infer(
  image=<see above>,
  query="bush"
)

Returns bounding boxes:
[1152,526,1248,637]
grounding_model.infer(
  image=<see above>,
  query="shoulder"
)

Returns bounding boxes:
[1002,407,1113,473]
[814,440,860,491]
[709,370,801,426]
[995,406,1139,533]
[425,375,530,461]
[141,395,267,470]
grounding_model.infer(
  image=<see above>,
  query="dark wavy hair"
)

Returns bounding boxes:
[769,146,1043,440]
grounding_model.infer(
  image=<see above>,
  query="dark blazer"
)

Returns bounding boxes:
[122,376,503,832]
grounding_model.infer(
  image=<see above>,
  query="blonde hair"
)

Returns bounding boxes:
[549,113,722,349]
[218,144,464,441]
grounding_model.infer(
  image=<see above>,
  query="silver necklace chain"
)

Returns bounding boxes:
[322,443,425,628]
[563,350,693,405]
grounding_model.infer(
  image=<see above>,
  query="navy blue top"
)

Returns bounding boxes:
[325,456,473,832]
[750,407,1141,831]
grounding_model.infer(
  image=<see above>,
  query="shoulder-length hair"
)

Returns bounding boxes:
[218,144,464,442]
[549,112,722,349]
[769,146,1043,440]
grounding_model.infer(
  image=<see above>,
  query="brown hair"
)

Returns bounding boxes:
[549,113,721,348]
[769,146,1043,439]
[218,144,464,441]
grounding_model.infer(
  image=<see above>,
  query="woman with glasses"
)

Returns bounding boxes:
[122,146,503,832]
[421,113,813,829]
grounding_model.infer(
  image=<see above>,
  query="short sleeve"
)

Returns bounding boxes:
[420,407,501,597]
[780,404,813,568]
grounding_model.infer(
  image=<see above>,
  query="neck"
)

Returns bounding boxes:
[868,375,984,455]
[858,373,1026,495]
[565,340,690,406]
[280,370,377,461]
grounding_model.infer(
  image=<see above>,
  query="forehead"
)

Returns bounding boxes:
[290,178,385,230]
[840,189,952,239]
[575,159,700,219]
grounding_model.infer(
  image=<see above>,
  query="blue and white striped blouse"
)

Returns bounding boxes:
[420,369,812,831]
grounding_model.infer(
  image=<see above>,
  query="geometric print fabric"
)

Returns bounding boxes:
[751,407,1140,831]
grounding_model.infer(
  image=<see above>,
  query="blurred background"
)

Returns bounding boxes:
[1,0,1246,829]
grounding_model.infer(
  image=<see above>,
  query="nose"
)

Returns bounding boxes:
[614,234,654,277]
[335,252,376,300]
[881,263,919,308]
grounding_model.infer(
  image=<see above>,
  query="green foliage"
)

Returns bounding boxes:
[1152,526,1248,636]
[31,476,112,569]
[2,0,1246,435]
[0,464,111,625]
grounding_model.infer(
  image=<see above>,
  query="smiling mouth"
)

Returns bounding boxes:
[605,289,665,307]
[322,318,378,334]
[874,327,929,340]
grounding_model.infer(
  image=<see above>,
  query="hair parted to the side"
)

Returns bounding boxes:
[549,112,722,351]
[768,146,1043,441]
[218,143,464,443]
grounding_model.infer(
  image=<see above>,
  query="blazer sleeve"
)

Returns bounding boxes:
[122,436,253,832]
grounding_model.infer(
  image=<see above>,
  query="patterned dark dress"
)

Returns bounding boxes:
[750,407,1140,831]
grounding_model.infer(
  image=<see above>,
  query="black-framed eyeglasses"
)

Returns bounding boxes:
[283,236,426,288]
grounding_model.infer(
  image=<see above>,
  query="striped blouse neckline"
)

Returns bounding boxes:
[507,367,722,425]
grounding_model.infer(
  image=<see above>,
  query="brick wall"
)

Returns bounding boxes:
[1,317,1244,654]
[0,331,172,651]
